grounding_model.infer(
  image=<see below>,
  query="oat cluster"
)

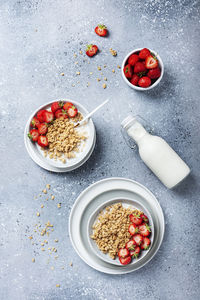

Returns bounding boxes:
[43,113,87,163]
[91,203,141,259]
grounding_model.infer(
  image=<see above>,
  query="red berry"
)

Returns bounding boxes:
[63,102,74,111]
[141,237,151,250]
[38,123,48,135]
[141,214,149,223]
[128,54,139,66]
[67,105,78,118]
[51,101,64,114]
[30,117,40,128]
[128,223,139,236]
[130,74,139,86]
[119,255,132,265]
[132,234,143,246]
[130,246,140,258]
[138,223,151,237]
[139,48,151,60]
[55,109,68,119]
[134,62,147,74]
[147,67,161,79]
[95,24,107,37]
[86,44,98,57]
[118,248,129,258]
[145,55,158,69]
[37,135,48,147]
[138,76,151,88]
[37,110,46,123]
[129,214,143,225]
[42,110,54,123]
[123,64,133,79]
[126,240,137,251]
[28,129,39,142]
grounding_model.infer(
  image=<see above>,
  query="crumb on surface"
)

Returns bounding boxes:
[60,73,64,76]
[103,83,107,89]
[36,212,40,217]
[43,189,47,194]
[97,66,101,70]
[109,48,117,56]
[32,258,35,263]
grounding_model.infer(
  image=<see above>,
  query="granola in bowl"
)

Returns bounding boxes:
[89,199,153,266]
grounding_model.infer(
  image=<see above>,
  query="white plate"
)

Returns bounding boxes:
[69,177,165,274]
[87,197,154,266]
[24,99,96,172]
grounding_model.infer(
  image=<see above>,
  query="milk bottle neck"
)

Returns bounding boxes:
[123,117,149,144]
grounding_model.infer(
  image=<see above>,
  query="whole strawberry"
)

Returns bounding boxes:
[95,24,107,37]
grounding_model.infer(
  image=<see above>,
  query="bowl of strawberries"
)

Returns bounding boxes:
[122,48,164,90]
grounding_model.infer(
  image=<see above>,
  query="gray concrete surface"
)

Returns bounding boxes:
[0,0,200,299]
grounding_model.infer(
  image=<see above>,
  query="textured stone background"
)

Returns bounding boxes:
[0,0,200,299]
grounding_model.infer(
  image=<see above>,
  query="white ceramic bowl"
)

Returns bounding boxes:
[87,197,154,266]
[24,99,96,172]
[121,48,164,91]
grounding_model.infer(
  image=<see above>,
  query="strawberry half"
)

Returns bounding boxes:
[128,223,139,236]
[141,214,149,223]
[63,102,74,111]
[141,237,151,250]
[119,255,132,265]
[28,129,39,142]
[51,101,64,114]
[86,44,98,57]
[139,48,151,60]
[145,55,158,69]
[129,214,143,225]
[138,223,151,237]
[128,54,139,66]
[30,117,40,128]
[130,246,140,258]
[132,234,143,246]
[43,110,54,123]
[67,105,78,118]
[126,240,136,251]
[38,123,48,135]
[37,109,46,123]
[118,248,129,258]
[123,64,133,79]
[37,135,48,147]
[55,109,68,119]
[95,24,107,37]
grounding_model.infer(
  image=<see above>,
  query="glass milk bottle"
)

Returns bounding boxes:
[121,115,190,189]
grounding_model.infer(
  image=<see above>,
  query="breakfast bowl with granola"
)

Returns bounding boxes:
[88,197,154,266]
[24,99,96,172]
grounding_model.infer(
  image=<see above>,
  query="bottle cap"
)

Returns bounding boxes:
[121,114,136,129]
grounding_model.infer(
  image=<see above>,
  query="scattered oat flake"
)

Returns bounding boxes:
[97,66,101,70]
[76,71,80,75]
[41,243,44,246]
[55,256,59,259]
[104,65,107,68]
[29,236,33,240]
[32,258,35,263]
[41,204,44,208]
[60,73,64,76]
[70,262,73,266]
[46,184,50,189]
[103,83,107,89]
[72,83,75,87]
[56,284,60,288]
[89,72,93,75]
[51,266,54,270]
[109,48,117,56]
[51,195,55,200]
[104,77,107,81]
[57,203,61,208]
[36,212,40,217]
[75,61,78,65]
[43,189,47,194]
[79,50,83,54]
[55,239,59,243]
[73,54,77,58]
[112,69,115,73]
[41,248,45,251]
[97,78,101,82]
[117,65,121,69]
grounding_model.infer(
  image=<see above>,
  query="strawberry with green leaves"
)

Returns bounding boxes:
[141,237,151,250]
[123,64,133,79]
[86,44,98,57]
[128,223,139,236]
[30,117,40,128]
[38,123,48,135]
[51,101,64,114]
[28,129,39,142]
[129,213,143,225]
[95,24,107,37]
[138,223,151,237]
[126,240,137,251]
[130,246,140,258]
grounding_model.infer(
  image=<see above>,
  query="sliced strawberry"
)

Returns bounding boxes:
[51,101,64,113]
[119,255,132,265]
[123,64,132,79]
[30,117,40,128]
[37,109,46,123]
[130,74,139,86]
[37,135,48,147]
[128,223,139,236]
[86,44,98,57]
[138,223,151,237]
[145,55,158,69]
[141,214,149,223]
[130,246,140,258]
[126,239,137,251]
[42,110,54,123]
[38,123,48,135]
[147,67,161,79]
[132,234,143,246]
[95,24,107,37]
[55,109,68,119]
[67,105,78,118]
[139,48,151,60]
[28,129,39,142]
[63,102,74,111]
[118,248,129,258]
[134,62,147,75]
[129,214,143,225]
[128,54,139,66]
[138,76,151,88]
[141,237,151,250]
